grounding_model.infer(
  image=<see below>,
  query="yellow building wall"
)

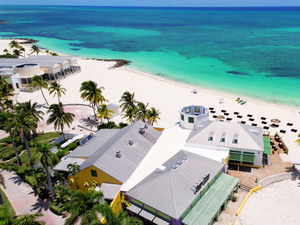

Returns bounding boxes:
[69,165,122,193]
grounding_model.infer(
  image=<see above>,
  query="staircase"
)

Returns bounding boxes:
[239,184,252,192]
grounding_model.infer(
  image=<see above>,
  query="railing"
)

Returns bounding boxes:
[236,185,262,216]
[258,171,297,188]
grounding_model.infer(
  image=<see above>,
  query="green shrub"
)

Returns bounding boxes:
[38,188,49,200]
[68,142,78,151]
[17,145,25,152]
[49,202,63,215]
[56,150,66,159]
[118,122,128,128]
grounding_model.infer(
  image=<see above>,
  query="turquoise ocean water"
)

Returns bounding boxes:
[0,6,299,107]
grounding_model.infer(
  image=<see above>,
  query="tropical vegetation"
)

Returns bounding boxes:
[30,75,49,105]
[47,103,75,140]
[80,80,107,119]
[97,104,114,123]
[49,81,66,103]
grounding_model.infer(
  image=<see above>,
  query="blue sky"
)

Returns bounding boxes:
[1,0,300,6]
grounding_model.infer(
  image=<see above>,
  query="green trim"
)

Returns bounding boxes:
[182,207,192,219]
[181,114,184,121]
[131,198,143,207]
[263,136,272,155]
[144,204,156,214]
[157,211,171,222]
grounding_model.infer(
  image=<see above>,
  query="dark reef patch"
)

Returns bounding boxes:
[226,71,249,75]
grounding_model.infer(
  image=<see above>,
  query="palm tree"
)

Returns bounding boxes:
[67,162,80,190]
[119,91,136,113]
[30,75,49,105]
[8,112,37,167]
[9,40,20,49]
[45,49,50,55]
[16,100,44,137]
[122,107,136,124]
[12,49,21,58]
[80,81,107,119]
[96,201,143,225]
[97,104,114,123]
[49,81,66,103]
[30,45,42,55]
[135,102,149,122]
[14,213,44,225]
[47,103,74,140]
[19,46,26,58]
[0,205,14,225]
[62,190,103,225]
[3,48,9,53]
[16,100,44,122]
[146,107,161,126]
[0,111,21,166]
[0,83,14,110]
[36,144,58,201]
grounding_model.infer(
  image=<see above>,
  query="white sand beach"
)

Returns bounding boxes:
[0,39,299,163]
[239,179,300,225]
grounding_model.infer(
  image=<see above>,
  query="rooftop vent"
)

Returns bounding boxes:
[182,156,187,161]
[177,161,182,165]
[139,127,145,134]
[129,139,133,145]
[116,151,121,158]
[144,123,148,129]
[156,165,166,173]
[171,165,177,170]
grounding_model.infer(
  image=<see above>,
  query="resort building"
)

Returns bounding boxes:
[125,150,239,225]
[54,120,162,198]
[0,56,80,90]
[186,120,269,167]
[179,105,209,129]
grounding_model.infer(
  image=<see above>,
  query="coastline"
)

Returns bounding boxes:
[1,38,300,165]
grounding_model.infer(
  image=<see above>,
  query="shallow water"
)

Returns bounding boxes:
[0,6,299,106]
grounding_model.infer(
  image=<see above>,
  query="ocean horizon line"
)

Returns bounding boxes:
[1,5,300,10]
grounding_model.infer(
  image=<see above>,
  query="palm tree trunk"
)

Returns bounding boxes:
[57,94,60,104]
[45,168,54,201]
[23,135,33,168]
[10,131,21,166]
[40,89,49,105]
[92,106,97,121]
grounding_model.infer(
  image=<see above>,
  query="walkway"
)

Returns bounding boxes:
[0,170,65,225]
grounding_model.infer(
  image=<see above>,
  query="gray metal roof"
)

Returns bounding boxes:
[97,183,121,200]
[0,58,62,68]
[28,55,76,61]
[67,129,119,158]
[186,121,264,151]
[54,157,86,172]
[126,150,225,219]
[79,120,161,183]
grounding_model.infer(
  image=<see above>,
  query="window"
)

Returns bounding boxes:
[144,204,156,214]
[181,114,184,121]
[208,131,214,141]
[195,107,200,113]
[233,133,239,144]
[157,211,171,222]
[185,107,191,114]
[220,132,226,142]
[188,117,194,123]
[91,169,97,177]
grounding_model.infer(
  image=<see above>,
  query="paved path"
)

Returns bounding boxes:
[0,170,65,225]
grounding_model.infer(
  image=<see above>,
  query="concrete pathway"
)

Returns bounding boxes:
[0,170,65,225]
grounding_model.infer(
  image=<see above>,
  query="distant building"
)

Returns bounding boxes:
[0,55,80,90]
[179,105,209,129]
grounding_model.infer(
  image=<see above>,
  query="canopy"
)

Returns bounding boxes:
[263,136,272,155]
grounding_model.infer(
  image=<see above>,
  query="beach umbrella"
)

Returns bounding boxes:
[271,119,281,123]
[217,115,225,120]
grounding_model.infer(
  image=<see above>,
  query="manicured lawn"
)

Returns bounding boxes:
[1,132,60,165]
[0,187,15,216]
